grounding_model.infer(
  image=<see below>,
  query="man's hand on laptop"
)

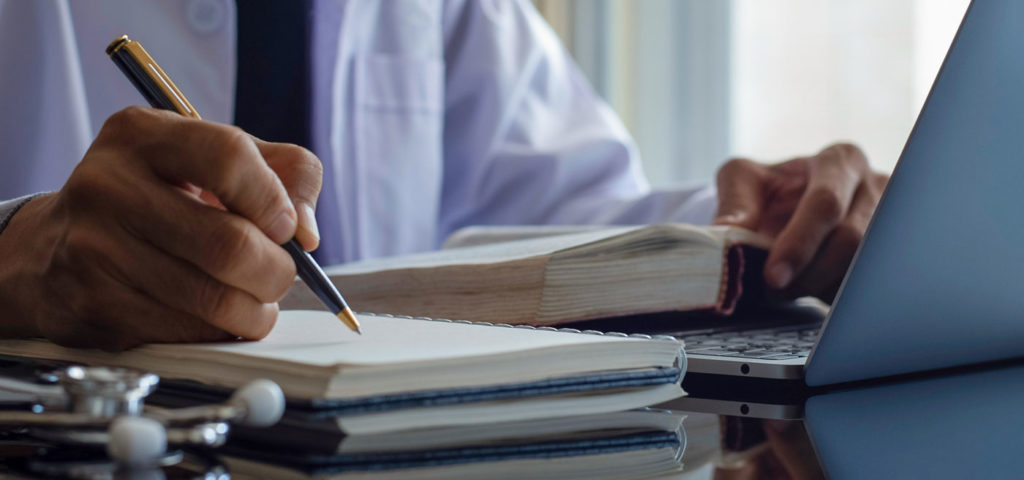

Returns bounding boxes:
[0,107,323,350]
[714,143,889,302]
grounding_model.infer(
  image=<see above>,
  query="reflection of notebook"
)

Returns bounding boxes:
[221,410,687,480]
[230,408,685,455]
[0,311,686,432]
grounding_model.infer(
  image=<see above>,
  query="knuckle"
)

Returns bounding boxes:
[202,221,258,277]
[208,289,247,332]
[831,221,864,249]
[249,246,296,303]
[100,106,147,138]
[291,145,324,178]
[207,289,273,339]
[805,188,845,225]
[718,158,755,179]
[249,303,278,339]
[267,260,297,302]
[286,146,325,201]
[208,127,252,182]
[195,275,230,322]
[60,227,108,268]
[829,143,868,168]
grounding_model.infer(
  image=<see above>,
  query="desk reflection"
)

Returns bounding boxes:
[805,362,1024,479]
[217,409,688,479]
[703,362,1024,480]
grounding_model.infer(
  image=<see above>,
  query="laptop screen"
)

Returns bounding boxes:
[807,0,1024,386]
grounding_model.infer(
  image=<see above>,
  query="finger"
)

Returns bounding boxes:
[51,269,231,351]
[99,225,279,339]
[766,144,867,288]
[785,181,878,301]
[108,167,296,303]
[100,107,298,244]
[257,140,324,251]
[714,158,767,230]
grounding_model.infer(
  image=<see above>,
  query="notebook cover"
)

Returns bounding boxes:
[152,365,678,412]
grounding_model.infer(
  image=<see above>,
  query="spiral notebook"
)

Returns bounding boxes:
[0,311,686,434]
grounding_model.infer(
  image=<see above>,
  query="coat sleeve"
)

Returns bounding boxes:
[437,0,718,238]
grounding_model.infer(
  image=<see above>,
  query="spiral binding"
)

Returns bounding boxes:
[362,312,687,382]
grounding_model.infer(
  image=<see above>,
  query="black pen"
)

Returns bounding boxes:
[106,35,361,334]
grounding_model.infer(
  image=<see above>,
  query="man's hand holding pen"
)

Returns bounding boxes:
[0,107,324,350]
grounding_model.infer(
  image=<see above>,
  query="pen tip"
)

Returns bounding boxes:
[337,307,362,335]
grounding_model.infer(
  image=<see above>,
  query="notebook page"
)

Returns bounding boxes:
[146,310,665,367]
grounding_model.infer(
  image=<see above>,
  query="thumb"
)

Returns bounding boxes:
[714,159,765,230]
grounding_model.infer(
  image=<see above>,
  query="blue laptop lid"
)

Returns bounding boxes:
[805,1,1024,386]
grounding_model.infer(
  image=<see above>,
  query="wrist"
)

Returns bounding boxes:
[0,193,60,337]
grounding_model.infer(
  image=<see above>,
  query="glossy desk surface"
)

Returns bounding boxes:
[679,361,1024,479]
[2,360,1019,479]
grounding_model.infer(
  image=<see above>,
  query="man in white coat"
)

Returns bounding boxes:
[0,0,886,349]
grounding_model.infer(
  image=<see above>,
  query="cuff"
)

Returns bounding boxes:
[0,194,44,235]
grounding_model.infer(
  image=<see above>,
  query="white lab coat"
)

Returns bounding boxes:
[0,0,716,265]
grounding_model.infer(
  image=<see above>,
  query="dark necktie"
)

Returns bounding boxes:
[233,0,312,149]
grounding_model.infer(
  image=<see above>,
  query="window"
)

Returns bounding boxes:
[536,0,970,186]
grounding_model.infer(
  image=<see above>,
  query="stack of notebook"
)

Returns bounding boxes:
[0,310,688,476]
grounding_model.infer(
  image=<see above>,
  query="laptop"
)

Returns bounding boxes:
[662,0,1024,418]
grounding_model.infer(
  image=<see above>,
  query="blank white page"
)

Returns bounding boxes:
[144,311,667,367]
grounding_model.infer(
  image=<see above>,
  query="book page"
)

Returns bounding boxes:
[324,226,643,276]
[443,224,770,255]
[443,225,611,249]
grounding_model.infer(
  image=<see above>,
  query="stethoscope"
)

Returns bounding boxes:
[0,364,285,477]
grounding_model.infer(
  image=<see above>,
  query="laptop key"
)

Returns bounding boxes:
[695,339,725,346]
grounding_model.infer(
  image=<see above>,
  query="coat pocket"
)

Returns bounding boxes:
[353,53,445,257]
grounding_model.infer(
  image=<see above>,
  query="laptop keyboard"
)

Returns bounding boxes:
[681,325,821,360]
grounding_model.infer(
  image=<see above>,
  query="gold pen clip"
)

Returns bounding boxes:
[106,35,201,119]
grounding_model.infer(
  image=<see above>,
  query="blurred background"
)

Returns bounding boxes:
[534,0,970,187]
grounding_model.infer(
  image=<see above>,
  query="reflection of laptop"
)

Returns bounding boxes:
[805,362,1023,478]
[663,0,1024,417]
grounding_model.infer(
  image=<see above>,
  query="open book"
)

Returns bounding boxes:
[0,310,685,434]
[283,224,771,325]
